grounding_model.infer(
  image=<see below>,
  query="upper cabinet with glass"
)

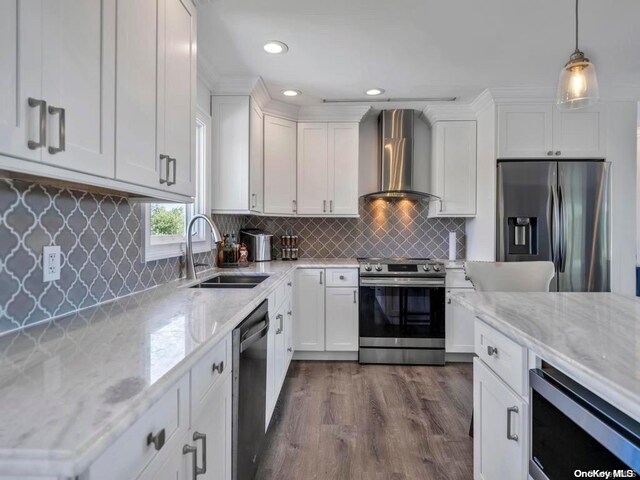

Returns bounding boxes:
[0,0,197,203]
[497,104,606,159]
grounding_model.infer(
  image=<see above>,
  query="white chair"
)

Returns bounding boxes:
[464,261,555,292]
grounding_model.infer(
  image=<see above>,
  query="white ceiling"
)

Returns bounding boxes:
[197,0,640,105]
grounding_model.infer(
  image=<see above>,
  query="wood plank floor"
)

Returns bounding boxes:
[256,361,473,480]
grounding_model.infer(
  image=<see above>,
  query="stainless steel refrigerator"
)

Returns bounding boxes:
[497,160,610,292]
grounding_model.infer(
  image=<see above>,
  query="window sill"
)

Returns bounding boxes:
[144,240,212,263]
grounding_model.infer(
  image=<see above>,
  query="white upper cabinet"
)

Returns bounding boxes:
[429,121,477,217]
[40,0,115,177]
[297,123,329,215]
[264,115,297,215]
[552,106,606,158]
[0,0,115,175]
[114,0,159,189]
[157,0,196,197]
[0,0,43,163]
[297,122,359,216]
[328,123,359,215]
[211,96,250,213]
[249,101,264,213]
[498,104,606,159]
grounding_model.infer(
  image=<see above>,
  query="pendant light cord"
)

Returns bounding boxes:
[575,0,579,52]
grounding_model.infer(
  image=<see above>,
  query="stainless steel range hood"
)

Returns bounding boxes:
[363,109,438,201]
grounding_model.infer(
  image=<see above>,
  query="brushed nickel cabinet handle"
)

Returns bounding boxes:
[487,346,498,356]
[212,360,224,374]
[353,290,357,304]
[555,151,561,156]
[47,106,65,154]
[193,432,207,475]
[319,271,323,285]
[287,347,292,352]
[339,275,345,280]
[159,155,169,184]
[28,98,47,150]
[166,157,176,186]
[183,444,199,480]
[287,281,292,287]
[323,200,326,213]
[547,151,553,156]
[292,199,297,213]
[507,406,519,441]
[147,428,166,451]
[330,200,333,213]
[276,313,283,334]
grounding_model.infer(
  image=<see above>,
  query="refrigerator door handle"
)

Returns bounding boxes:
[558,184,567,273]
[549,185,561,269]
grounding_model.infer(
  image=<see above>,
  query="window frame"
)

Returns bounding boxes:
[143,106,212,262]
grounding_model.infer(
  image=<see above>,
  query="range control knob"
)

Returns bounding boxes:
[375,263,383,272]
[364,264,372,272]
[433,265,442,272]
[422,264,431,272]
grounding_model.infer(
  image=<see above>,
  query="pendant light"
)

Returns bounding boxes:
[556,0,599,110]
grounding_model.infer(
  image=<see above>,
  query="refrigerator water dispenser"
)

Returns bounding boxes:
[508,217,537,255]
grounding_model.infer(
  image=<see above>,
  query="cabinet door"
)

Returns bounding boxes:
[191,373,232,480]
[325,287,358,351]
[274,306,287,388]
[211,96,250,212]
[264,115,297,215]
[297,123,328,215]
[249,100,264,213]
[158,0,196,196]
[137,443,190,480]
[40,0,115,177]
[114,0,161,189]
[265,308,276,430]
[0,0,42,162]
[328,123,359,215]
[445,288,475,353]
[474,358,527,480]
[285,296,294,365]
[497,105,553,158]
[293,269,325,351]
[431,121,477,217]
[552,106,606,158]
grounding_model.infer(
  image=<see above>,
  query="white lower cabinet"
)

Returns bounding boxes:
[445,288,475,353]
[325,287,358,351]
[293,269,326,351]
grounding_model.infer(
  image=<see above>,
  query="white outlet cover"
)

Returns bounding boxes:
[43,245,61,282]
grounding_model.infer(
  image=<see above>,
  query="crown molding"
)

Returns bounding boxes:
[261,99,300,122]
[470,89,495,114]
[297,105,371,122]
[487,86,556,104]
[422,103,477,124]
[212,76,262,96]
[251,77,271,111]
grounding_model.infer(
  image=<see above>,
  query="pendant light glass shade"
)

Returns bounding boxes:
[556,52,599,110]
[556,0,599,110]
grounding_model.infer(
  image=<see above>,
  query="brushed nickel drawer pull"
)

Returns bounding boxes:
[28,98,47,150]
[487,346,498,356]
[47,106,65,154]
[159,155,169,184]
[507,406,519,441]
[212,360,224,374]
[193,432,207,475]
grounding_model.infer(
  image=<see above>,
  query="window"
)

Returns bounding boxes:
[144,107,212,262]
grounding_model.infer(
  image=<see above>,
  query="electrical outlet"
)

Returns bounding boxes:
[43,245,61,282]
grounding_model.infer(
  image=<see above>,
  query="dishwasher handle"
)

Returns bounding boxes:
[240,319,269,353]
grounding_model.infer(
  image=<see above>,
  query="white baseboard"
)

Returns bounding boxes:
[292,351,358,361]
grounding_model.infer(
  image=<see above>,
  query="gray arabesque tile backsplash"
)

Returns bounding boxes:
[1,180,463,335]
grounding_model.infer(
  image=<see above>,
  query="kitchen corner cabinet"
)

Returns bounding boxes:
[497,104,606,159]
[429,121,477,217]
[264,115,297,215]
[0,0,115,177]
[210,96,263,214]
[297,122,359,216]
[473,358,527,480]
[116,0,197,196]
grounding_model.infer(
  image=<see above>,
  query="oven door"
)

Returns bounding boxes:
[358,277,445,348]
[530,368,640,479]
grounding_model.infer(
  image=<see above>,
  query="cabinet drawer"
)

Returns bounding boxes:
[191,334,232,422]
[446,268,474,289]
[475,320,527,398]
[325,268,358,287]
[87,374,189,480]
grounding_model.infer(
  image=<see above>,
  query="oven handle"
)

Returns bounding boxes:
[359,278,445,288]
[529,369,640,471]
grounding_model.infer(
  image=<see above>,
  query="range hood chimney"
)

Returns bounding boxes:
[363,109,438,201]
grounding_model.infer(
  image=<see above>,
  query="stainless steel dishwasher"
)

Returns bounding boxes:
[232,300,269,480]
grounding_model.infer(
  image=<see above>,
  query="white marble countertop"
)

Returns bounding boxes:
[451,291,640,421]
[0,258,358,477]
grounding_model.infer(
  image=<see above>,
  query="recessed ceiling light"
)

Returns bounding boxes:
[366,88,385,96]
[282,89,301,97]
[263,41,289,54]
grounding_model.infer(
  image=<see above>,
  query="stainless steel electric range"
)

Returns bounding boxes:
[358,258,446,366]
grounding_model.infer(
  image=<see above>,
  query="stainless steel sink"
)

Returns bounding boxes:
[190,274,270,289]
